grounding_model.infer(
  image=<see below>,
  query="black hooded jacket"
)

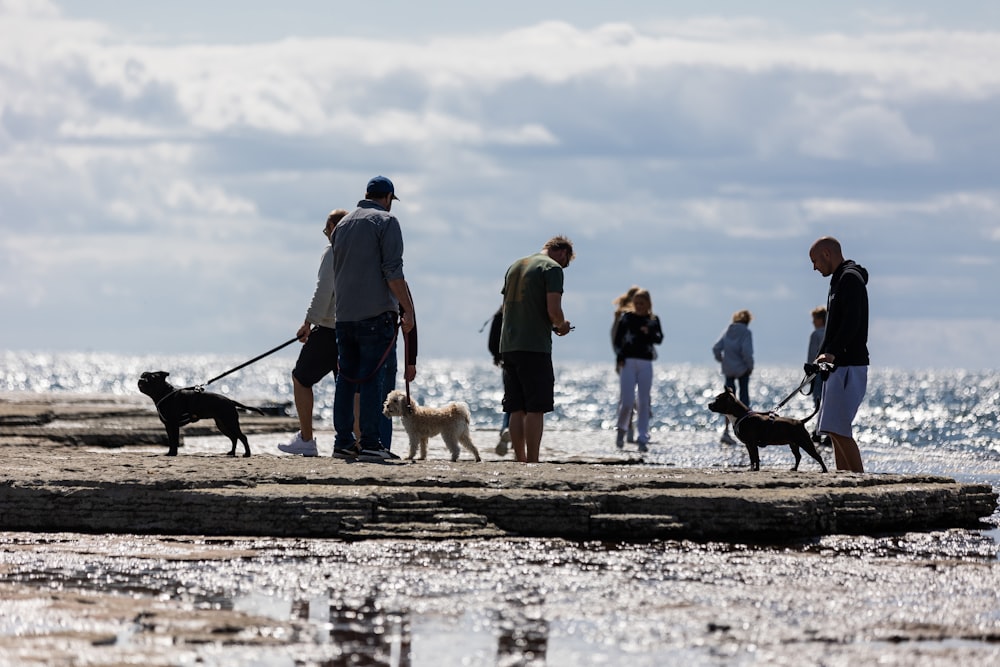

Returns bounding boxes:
[819,260,870,366]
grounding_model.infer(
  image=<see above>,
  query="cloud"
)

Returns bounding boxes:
[800,104,935,163]
[1,4,999,368]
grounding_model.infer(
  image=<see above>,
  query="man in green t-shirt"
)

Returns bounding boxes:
[499,236,575,462]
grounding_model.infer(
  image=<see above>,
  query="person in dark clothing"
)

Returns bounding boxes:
[487,306,512,454]
[809,236,869,472]
[612,288,663,450]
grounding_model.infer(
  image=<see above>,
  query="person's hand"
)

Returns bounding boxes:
[404,364,417,382]
[615,360,624,374]
[296,322,311,342]
[400,311,415,334]
[554,321,571,336]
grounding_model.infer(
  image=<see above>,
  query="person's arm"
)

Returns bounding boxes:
[303,248,335,332]
[648,317,664,345]
[402,321,417,382]
[388,278,416,380]
[547,292,570,336]
[712,336,724,362]
[388,278,415,334]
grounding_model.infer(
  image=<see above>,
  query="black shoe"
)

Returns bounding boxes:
[333,445,359,460]
[357,445,401,462]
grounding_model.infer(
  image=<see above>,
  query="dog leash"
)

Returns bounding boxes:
[771,372,818,413]
[197,335,302,390]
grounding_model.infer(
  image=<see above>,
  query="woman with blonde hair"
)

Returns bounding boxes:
[612,288,663,451]
[712,309,754,445]
[610,285,641,442]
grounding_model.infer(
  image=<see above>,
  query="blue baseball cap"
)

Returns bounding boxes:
[366,175,399,200]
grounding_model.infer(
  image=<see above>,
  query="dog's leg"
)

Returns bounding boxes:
[441,434,461,462]
[420,438,429,460]
[407,433,419,461]
[789,445,803,471]
[745,443,761,471]
[215,416,252,457]
[165,422,181,456]
[459,432,481,462]
[796,436,828,473]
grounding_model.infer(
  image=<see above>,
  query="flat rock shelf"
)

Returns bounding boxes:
[1,392,995,542]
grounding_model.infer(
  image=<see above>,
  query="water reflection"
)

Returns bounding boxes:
[2,532,1000,665]
[496,592,550,667]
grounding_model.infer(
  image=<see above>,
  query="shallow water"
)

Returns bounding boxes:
[2,353,1000,664]
[2,526,1000,666]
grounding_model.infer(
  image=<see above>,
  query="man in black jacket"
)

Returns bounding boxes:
[808,236,869,472]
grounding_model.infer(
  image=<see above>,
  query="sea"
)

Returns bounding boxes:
[2,350,1000,666]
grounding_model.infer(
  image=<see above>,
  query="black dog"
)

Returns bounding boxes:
[137,371,262,457]
[707,388,828,472]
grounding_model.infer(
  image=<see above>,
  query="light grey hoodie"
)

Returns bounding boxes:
[712,322,754,378]
[304,245,336,328]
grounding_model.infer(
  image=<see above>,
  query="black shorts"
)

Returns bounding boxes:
[292,326,338,387]
[501,351,555,414]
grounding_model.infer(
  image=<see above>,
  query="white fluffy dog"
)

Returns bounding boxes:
[382,390,482,462]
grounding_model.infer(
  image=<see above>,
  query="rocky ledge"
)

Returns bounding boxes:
[1,392,996,542]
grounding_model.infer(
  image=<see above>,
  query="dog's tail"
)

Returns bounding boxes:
[457,402,471,423]
[797,403,820,425]
[233,401,265,416]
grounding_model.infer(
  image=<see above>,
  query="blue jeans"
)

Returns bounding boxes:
[725,374,751,407]
[334,313,396,450]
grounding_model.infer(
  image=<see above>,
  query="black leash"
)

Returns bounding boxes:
[772,362,833,413]
[150,334,301,424]
[196,335,302,390]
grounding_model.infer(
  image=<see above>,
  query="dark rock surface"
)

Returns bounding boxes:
[1,392,995,542]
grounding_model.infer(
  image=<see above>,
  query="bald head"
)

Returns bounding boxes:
[809,236,845,277]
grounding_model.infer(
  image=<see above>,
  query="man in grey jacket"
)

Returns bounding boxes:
[278,209,347,457]
[330,176,417,462]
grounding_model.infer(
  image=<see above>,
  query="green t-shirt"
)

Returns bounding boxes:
[500,253,564,354]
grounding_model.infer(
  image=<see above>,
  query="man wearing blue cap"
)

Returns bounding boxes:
[329,176,417,462]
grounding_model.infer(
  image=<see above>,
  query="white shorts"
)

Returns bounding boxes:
[817,366,867,438]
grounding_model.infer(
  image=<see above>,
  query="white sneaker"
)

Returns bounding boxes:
[277,432,318,457]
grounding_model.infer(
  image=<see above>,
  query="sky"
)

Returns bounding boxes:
[2,0,999,371]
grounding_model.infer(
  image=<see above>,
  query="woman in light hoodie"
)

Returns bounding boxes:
[712,309,754,445]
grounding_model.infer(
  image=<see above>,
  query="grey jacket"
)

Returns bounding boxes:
[712,322,754,378]
[330,200,406,322]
